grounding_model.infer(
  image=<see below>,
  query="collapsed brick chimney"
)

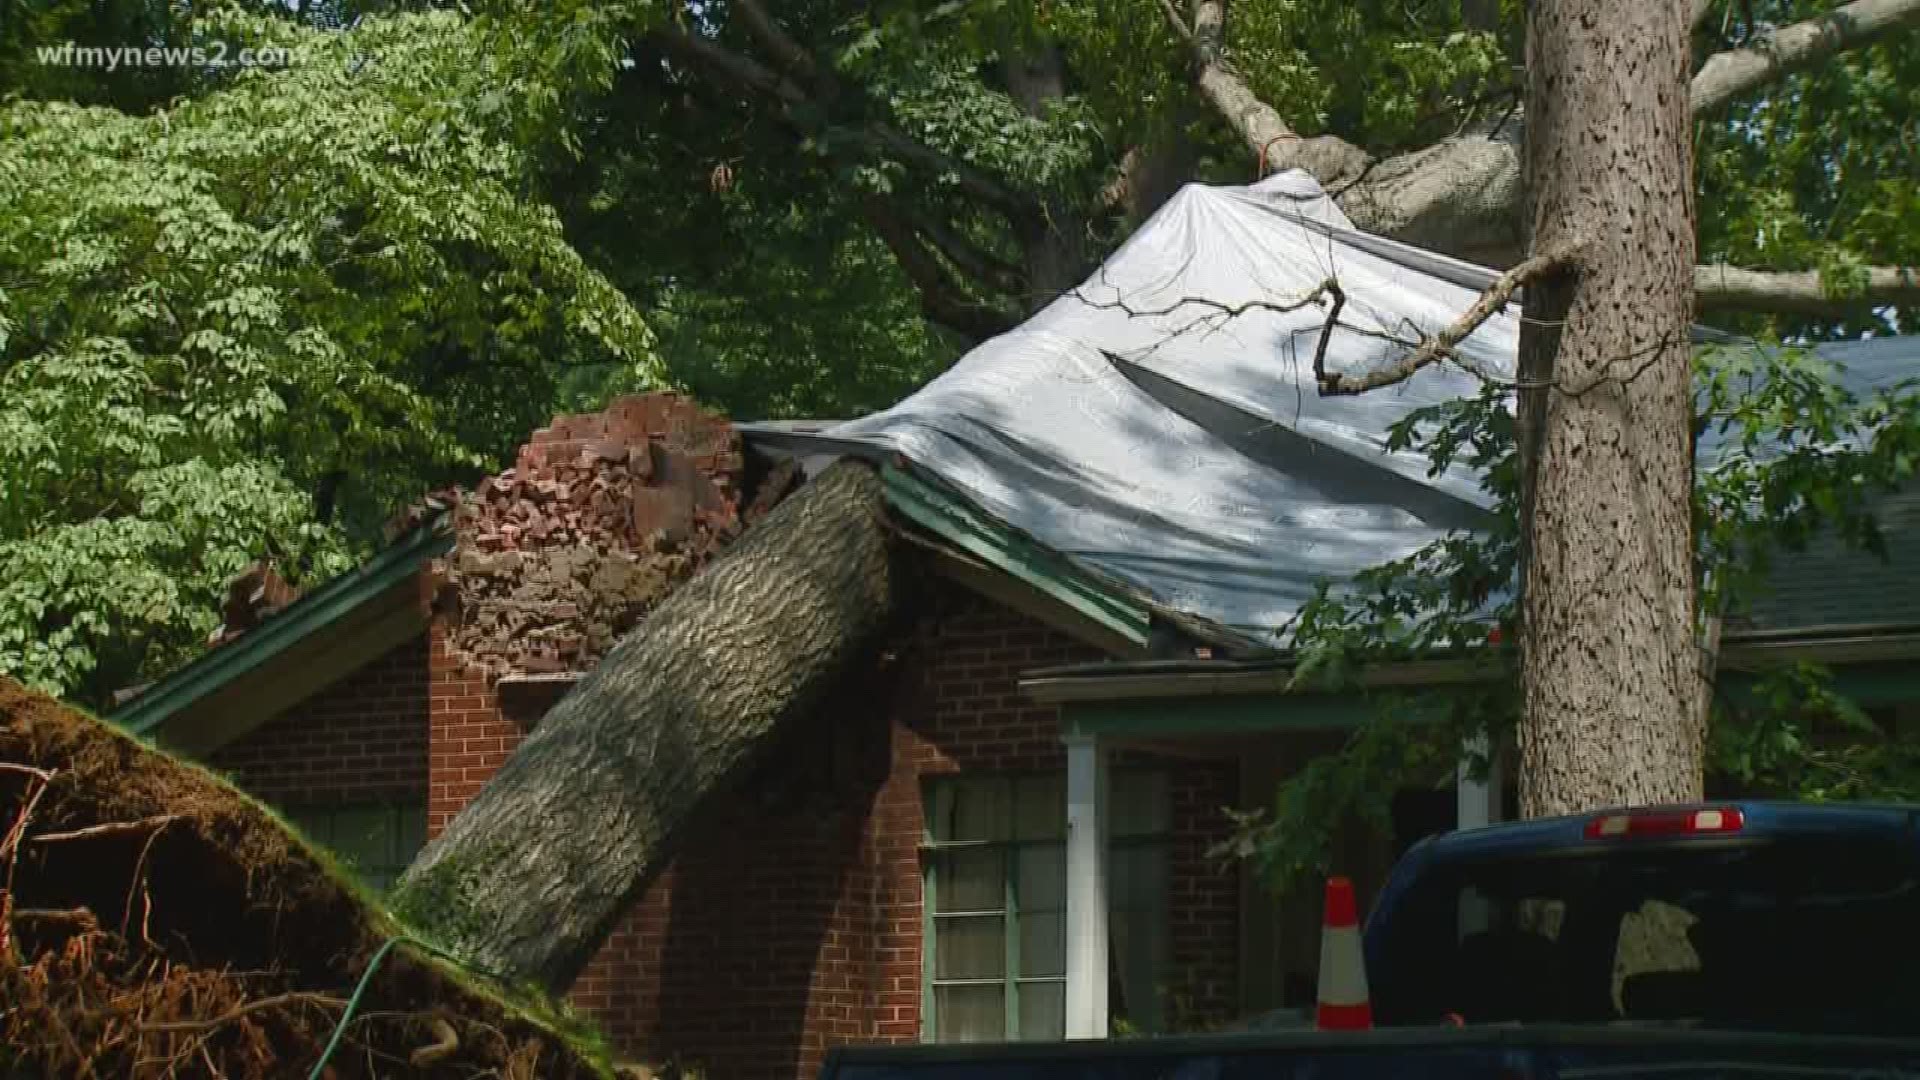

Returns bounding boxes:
[434,393,797,680]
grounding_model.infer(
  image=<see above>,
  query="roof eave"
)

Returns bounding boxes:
[1022,622,1920,704]
[111,512,454,740]
[1020,653,1497,704]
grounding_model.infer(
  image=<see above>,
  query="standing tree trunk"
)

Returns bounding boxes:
[392,459,900,990]
[1005,40,1094,306]
[1516,0,1704,817]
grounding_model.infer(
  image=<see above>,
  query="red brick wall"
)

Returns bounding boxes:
[209,631,429,805]
[425,623,555,837]
[573,719,889,1077]
[1166,761,1240,1025]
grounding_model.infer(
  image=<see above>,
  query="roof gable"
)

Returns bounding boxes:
[112,513,451,751]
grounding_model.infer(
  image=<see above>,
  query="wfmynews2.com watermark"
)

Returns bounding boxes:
[34,41,302,72]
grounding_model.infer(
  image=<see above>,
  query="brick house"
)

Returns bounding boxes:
[109,175,1920,1076]
[113,531,1249,1078]
[109,409,1920,1079]
[114,398,1304,1078]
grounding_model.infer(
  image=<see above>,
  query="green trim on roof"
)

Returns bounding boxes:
[1054,660,1920,740]
[112,514,454,739]
[1060,687,1460,739]
[880,464,1151,649]
[1720,661,1920,711]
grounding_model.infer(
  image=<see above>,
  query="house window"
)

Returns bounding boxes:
[923,772,1170,1042]
[285,801,426,893]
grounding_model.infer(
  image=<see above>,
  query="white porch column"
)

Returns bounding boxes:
[1064,732,1110,1039]
[1456,732,1503,831]
[1456,733,1504,938]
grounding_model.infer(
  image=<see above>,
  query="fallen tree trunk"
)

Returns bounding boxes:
[0,680,614,1079]
[392,458,900,991]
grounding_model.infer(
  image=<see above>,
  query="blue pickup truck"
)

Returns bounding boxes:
[822,802,1920,1079]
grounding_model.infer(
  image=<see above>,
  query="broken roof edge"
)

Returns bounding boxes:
[879,461,1160,653]
[111,511,453,739]
[739,426,1274,655]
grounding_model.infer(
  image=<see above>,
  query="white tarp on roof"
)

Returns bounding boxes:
[756,171,1916,645]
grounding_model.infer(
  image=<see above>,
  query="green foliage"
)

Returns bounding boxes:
[1215,686,1512,886]
[1039,0,1187,138]
[1225,344,1920,885]
[1694,0,1920,341]
[832,7,1106,201]
[1229,0,1517,151]
[1695,341,1920,618]
[549,128,961,420]
[870,59,1103,200]
[0,9,656,704]
[540,3,977,421]
[0,0,197,111]
[2,0,1911,781]
[1710,662,1920,803]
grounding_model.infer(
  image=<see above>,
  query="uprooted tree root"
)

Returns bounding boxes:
[0,678,624,1079]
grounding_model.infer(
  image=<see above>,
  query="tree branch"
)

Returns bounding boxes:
[1071,280,1336,325]
[647,23,1041,332]
[728,0,827,93]
[1170,0,1918,269]
[1692,0,1920,115]
[139,992,347,1034]
[860,199,1020,342]
[1183,0,1372,188]
[31,814,180,844]
[1695,263,1920,314]
[1319,243,1582,395]
[649,28,1040,226]
[899,207,1028,299]
[1173,0,1525,265]
[648,26,806,106]
[1159,0,1193,42]
[865,123,1042,224]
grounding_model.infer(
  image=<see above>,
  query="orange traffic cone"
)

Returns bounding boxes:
[1315,876,1373,1031]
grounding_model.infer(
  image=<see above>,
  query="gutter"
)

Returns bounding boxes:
[1020,654,1497,704]
[1720,625,1920,670]
[1023,621,1920,704]
[1721,621,1920,643]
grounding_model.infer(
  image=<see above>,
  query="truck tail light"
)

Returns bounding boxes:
[1583,807,1745,840]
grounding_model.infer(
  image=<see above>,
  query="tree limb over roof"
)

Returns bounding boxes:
[1169,0,1920,298]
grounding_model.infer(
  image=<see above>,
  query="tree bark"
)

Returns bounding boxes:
[392,459,901,990]
[1109,107,1204,226]
[1517,0,1705,818]
[1183,0,1535,267]
[1691,0,1920,116]
[1004,41,1095,305]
